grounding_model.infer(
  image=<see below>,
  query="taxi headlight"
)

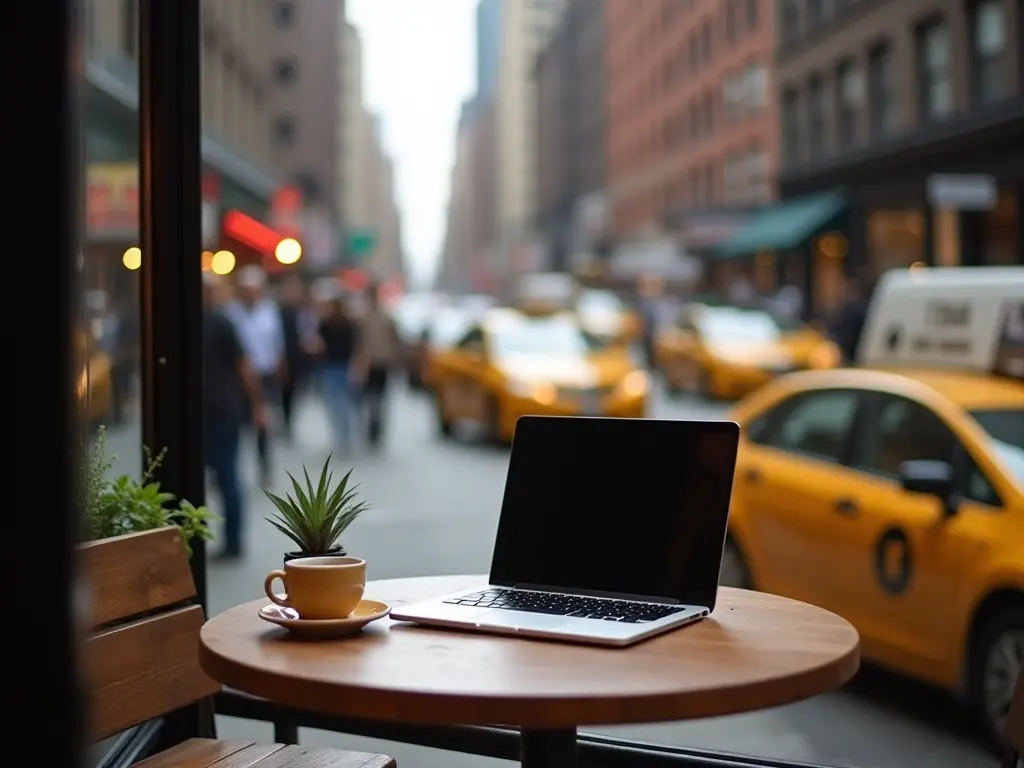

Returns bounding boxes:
[809,342,841,369]
[621,370,648,397]
[507,379,558,405]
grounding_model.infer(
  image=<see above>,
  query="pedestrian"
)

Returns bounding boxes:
[202,273,269,560]
[277,274,314,441]
[352,284,401,451]
[226,265,285,486]
[317,294,360,452]
[832,273,874,363]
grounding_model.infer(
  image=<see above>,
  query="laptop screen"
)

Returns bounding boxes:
[489,416,739,609]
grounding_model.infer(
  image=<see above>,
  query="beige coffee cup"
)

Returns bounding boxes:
[264,556,366,620]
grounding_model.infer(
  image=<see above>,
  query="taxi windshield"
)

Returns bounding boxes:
[699,308,782,345]
[491,319,599,357]
[970,408,1024,484]
[578,290,622,316]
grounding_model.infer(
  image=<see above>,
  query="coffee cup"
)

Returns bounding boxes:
[264,556,366,620]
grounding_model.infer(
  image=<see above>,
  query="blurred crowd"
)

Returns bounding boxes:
[201,267,401,559]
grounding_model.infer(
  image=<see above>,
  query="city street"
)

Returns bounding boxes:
[105,383,996,768]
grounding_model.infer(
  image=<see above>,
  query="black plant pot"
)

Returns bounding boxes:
[283,545,347,565]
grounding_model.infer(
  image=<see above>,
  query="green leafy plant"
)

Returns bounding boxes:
[263,455,370,554]
[83,426,218,556]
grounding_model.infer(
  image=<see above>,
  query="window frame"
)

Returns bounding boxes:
[969,0,1007,106]
[747,388,865,466]
[806,74,827,158]
[849,391,1005,509]
[835,59,857,149]
[916,16,954,122]
[867,42,894,139]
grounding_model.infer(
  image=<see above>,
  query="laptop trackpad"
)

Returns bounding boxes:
[476,610,570,632]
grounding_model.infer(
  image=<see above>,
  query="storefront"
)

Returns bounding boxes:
[86,60,279,302]
[719,99,1024,320]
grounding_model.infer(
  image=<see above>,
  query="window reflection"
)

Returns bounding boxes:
[84,0,142,480]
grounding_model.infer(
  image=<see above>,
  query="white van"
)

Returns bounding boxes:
[858,266,1024,380]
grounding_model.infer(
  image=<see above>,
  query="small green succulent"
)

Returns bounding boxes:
[262,455,370,554]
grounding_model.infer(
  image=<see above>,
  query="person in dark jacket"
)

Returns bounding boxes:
[833,274,875,364]
[318,295,361,452]
[277,274,312,440]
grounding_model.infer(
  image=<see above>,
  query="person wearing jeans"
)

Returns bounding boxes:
[203,273,268,560]
[353,285,401,450]
[317,295,360,451]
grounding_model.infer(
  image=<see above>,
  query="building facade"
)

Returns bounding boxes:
[85,0,279,301]
[606,0,777,241]
[269,0,344,224]
[339,22,406,280]
[438,106,479,293]
[476,0,503,101]
[493,0,567,279]
[720,0,1024,320]
[533,0,608,273]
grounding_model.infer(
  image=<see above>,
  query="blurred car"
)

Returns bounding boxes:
[430,309,648,444]
[575,289,641,345]
[76,329,112,426]
[419,306,479,390]
[513,272,578,316]
[654,303,840,399]
[721,267,1024,745]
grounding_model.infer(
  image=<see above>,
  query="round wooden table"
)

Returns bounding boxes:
[200,575,860,768]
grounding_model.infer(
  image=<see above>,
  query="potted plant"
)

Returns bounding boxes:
[83,427,217,555]
[262,455,370,564]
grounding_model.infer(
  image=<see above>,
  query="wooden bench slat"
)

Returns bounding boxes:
[238,744,396,768]
[136,739,397,768]
[80,527,196,627]
[86,604,220,741]
[134,739,274,768]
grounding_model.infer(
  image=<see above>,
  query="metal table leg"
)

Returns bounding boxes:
[520,728,577,768]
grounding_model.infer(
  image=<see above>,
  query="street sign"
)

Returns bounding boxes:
[346,228,377,259]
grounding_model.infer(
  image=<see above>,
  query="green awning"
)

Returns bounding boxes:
[717,191,846,259]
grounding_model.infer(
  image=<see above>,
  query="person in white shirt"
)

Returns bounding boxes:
[226,266,285,485]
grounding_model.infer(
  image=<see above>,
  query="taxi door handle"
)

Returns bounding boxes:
[834,498,859,517]
[745,468,762,485]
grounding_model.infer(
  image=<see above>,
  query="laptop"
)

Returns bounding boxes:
[390,415,740,647]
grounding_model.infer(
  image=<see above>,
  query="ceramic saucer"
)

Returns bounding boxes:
[258,599,391,638]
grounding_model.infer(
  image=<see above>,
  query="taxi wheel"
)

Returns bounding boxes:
[969,602,1023,747]
[719,538,752,590]
[435,393,454,439]
[485,396,511,447]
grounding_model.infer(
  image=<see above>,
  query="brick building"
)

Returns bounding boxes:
[605,0,777,253]
[720,0,1024,319]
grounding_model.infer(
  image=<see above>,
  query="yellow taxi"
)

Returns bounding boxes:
[721,266,1024,744]
[576,289,641,345]
[655,302,840,399]
[431,308,648,444]
[76,329,112,426]
[419,306,478,391]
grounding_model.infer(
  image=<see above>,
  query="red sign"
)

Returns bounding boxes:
[86,163,138,239]
[271,185,303,238]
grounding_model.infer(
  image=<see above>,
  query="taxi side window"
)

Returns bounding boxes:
[755,390,859,463]
[856,396,1001,507]
[456,328,485,354]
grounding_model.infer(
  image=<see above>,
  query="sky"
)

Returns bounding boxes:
[348,0,476,289]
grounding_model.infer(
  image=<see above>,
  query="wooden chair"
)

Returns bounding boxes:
[81,527,397,768]
[1004,669,1023,768]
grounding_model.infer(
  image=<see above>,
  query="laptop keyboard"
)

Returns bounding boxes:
[443,588,689,623]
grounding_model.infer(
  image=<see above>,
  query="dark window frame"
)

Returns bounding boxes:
[850,392,1005,508]
[781,86,801,166]
[867,41,895,139]
[916,15,954,122]
[748,388,865,466]
[272,115,296,146]
[274,0,296,27]
[835,59,857,149]
[807,74,827,158]
[968,0,1007,106]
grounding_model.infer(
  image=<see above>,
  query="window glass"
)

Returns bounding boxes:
[85,0,143,482]
[763,390,859,461]
[859,397,1003,505]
